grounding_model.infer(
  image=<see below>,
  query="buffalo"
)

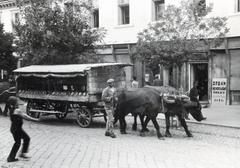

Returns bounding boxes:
[146,86,204,138]
[116,87,166,139]
[115,86,203,139]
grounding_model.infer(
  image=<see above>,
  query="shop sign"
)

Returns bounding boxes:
[212,78,227,105]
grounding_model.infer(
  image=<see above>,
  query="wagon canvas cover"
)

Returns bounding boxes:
[14,63,132,102]
[14,63,132,78]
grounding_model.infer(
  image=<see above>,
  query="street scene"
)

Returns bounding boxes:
[1,0,240,167]
[1,102,240,168]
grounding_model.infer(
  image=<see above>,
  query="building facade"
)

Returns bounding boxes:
[1,0,240,105]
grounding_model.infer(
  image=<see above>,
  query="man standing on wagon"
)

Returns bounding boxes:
[102,78,118,138]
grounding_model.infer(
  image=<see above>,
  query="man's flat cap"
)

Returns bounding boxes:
[107,79,114,83]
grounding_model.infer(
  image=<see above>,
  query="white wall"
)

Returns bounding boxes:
[227,13,240,36]
[207,0,240,37]
[1,7,18,32]
[1,0,240,41]
[100,0,240,45]
[207,0,233,17]
[100,0,153,45]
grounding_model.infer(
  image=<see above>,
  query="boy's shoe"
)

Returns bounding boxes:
[19,153,30,159]
[109,132,116,138]
[105,131,110,136]
[7,158,19,162]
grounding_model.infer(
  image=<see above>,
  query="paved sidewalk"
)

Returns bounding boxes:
[157,104,240,128]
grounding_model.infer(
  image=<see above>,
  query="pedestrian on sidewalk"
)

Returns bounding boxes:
[189,81,207,120]
[102,79,118,138]
[131,76,139,88]
[7,96,40,162]
[153,75,163,86]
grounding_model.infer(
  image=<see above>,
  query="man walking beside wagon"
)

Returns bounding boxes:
[102,79,118,138]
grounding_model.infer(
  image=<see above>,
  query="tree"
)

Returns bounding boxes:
[135,0,229,87]
[14,0,107,66]
[0,23,17,76]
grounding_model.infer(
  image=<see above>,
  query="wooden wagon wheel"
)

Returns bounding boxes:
[76,107,92,128]
[26,101,40,118]
[53,102,68,119]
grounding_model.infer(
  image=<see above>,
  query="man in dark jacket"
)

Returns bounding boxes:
[153,76,163,86]
[189,81,207,120]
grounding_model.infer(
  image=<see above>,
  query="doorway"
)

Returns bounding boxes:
[190,63,208,101]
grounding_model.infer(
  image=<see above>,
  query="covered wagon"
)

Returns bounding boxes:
[13,63,132,127]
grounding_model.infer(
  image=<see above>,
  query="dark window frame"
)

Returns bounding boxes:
[238,0,240,12]
[93,9,99,27]
[11,12,19,34]
[121,5,130,25]
[154,0,165,21]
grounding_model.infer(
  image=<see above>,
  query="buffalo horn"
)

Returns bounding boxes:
[163,97,175,104]
[183,101,198,107]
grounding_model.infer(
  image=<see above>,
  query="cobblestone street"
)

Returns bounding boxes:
[1,0,240,168]
[1,108,240,168]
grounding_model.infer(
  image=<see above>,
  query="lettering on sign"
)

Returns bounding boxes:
[212,78,227,105]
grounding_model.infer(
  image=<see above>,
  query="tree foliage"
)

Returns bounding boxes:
[0,24,17,75]
[14,0,107,66]
[135,0,229,72]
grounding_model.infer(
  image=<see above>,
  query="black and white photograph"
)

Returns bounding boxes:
[0,0,240,167]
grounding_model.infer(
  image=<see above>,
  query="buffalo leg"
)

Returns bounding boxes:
[141,116,150,132]
[178,115,193,137]
[139,115,149,132]
[164,113,172,137]
[140,116,151,137]
[132,114,137,131]
[151,118,164,140]
[132,115,149,132]
[120,116,127,134]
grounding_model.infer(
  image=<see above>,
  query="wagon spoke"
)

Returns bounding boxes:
[26,101,40,118]
[54,102,68,119]
[76,107,92,128]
